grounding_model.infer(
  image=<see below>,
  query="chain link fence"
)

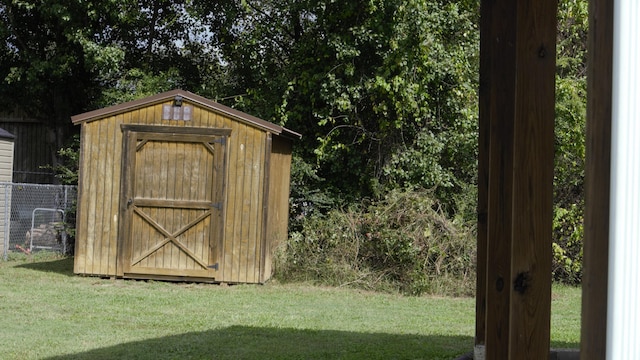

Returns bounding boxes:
[0,182,77,260]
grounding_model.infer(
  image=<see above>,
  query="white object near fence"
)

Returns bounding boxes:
[29,208,66,253]
[0,182,76,259]
[607,0,640,358]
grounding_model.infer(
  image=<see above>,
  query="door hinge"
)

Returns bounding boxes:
[208,263,219,270]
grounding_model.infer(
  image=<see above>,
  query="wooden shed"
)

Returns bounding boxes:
[71,89,300,284]
[0,128,15,257]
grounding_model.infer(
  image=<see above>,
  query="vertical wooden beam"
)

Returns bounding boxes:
[483,3,517,358]
[580,0,613,358]
[475,0,491,351]
[480,1,557,359]
[509,2,557,358]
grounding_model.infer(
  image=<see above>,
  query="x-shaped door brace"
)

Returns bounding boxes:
[130,206,211,269]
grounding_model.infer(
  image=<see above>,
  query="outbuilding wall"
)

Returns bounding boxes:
[0,129,14,256]
[73,93,293,284]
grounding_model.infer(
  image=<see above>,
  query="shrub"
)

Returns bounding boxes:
[552,203,583,284]
[274,189,476,296]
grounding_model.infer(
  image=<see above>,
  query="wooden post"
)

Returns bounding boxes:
[475,0,491,352]
[479,1,557,359]
[580,0,613,358]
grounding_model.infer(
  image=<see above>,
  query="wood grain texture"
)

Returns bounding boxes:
[74,96,294,284]
[475,0,491,346]
[95,115,109,274]
[73,124,89,274]
[484,1,517,357]
[225,120,243,282]
[263,135,294,281]
[580,0,613,358]
[481,1,557,359]
[122,127,222,278]
[509,1,556,358]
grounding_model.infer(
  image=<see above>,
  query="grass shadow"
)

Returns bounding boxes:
[14,256,74,276]
[43,326,473,360]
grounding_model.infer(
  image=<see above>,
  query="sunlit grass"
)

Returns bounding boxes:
[0,254,580,359]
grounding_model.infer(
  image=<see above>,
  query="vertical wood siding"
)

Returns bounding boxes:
[263,136,293,281]
[74,115,122,275]
[74,100,275,283]
[220,117,267,283]
[0,138,14,256]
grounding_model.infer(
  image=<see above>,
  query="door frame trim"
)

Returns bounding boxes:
[116,125,230,278]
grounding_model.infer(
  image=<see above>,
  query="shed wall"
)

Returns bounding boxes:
[0,139,14,181]
[74,100,271,283]
[0,138,14,256]
[263,135,293,281]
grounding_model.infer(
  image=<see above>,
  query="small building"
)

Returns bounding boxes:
[71,90,300,283]
[0,128,15,257]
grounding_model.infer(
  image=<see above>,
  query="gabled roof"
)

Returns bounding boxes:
[71,89,301,139]
[0,127,15,140]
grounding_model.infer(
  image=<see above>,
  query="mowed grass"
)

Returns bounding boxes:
[0,253,580,359]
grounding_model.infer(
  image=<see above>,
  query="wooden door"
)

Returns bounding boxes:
[119,125,229,280]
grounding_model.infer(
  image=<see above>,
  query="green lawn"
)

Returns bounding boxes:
[0,254,580,359]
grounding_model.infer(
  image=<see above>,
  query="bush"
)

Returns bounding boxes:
[274,189,476,296]
[552,203,583,284]
[44,135,79,254]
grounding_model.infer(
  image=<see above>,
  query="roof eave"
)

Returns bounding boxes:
[71,89,301,139]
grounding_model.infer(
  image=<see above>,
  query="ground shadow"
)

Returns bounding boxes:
[15,256,74,276]
[43,326,473,360]
[550,341,580,349]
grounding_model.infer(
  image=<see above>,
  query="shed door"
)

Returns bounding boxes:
[119,125,229,279]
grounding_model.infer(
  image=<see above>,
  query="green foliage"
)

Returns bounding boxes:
[43,135,79,252]
[552,204,583,284]
[96,68,185,107]
[552,0,588,285]
[275,189,476,296]
[288,154,335,232]
[198,0,480,206]
[46,134,80,186]
[1,0,591,289]
[0,0,229,119]
[553,75,586,284]
[0,0,120,122]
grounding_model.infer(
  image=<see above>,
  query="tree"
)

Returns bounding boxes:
[0,0,229,155]
[0,1,122,136]
[196,0,480,210]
